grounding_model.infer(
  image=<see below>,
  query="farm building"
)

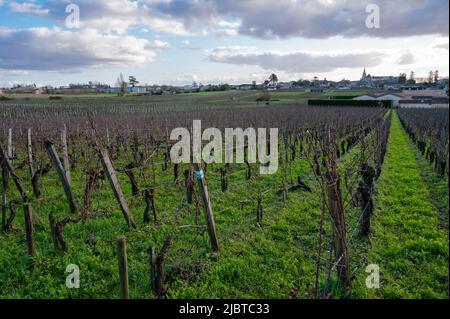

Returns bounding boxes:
[108,86,151,94]
[353,93,403,107]
[127,86,149,94]
[399,89,449,108]
[400,89,448,100]
[48,83,112,94]
[6,85,43,94]
[354,89,449,108]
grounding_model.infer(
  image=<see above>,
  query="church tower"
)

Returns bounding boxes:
[362,68,367,80]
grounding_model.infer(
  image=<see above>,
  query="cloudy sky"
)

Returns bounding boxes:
[0,0,448,87]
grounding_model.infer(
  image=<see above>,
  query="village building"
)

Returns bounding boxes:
[353,89,449,108]
[6,84,43,94]
[358,68,401,89]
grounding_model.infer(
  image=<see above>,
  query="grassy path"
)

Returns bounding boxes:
[354,112,449,298]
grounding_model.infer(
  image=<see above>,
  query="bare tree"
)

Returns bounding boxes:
[116,73,128,96]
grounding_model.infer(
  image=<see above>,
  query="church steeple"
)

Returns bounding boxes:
[362,68,367,79]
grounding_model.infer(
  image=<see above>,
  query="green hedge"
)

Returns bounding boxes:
[308,99,391,108]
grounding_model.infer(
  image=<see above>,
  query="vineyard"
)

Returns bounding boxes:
[0,93,448,299]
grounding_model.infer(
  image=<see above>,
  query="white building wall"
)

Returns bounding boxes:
[376,95,402,108]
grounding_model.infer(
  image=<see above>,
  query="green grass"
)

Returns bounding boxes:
[352,112,449,299]
[0,147,326,298]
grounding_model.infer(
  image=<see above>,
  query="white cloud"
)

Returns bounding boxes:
[216,20,241,28]
[42,0,191,35]
[221,0,449,39]
[207,46,384,73]
[146,0,449,39]
[9,2,49,16]
[214,29,238,38]
[16,0,448,39]
[0,27,170,71]
[0,69,29,76]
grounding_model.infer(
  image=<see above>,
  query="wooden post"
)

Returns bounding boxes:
[27,128,35,180]
[61,125,72,186]
[24,202,35,257]
[193,163,219,252]
[117,236,129,299]
[1,167,7,231]
[7,128,13,164]
[99,148,136,229]
[44,141,77,214]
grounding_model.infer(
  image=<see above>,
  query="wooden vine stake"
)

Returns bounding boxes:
[61,124,72,186]
[24,203,35,257]
[193,163,219,252]
[117,236,129,299]
[7,128,13,165]
[1,165,7,231]
[27,128,35,180]
[44,141,77,214]
[99,148,137,229]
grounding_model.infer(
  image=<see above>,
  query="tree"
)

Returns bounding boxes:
[219,83,230,91]
[407,71,416,84]
[268,73,278,87]
[398,73,407,84]
[296,79,312,87]
[434,70,439,84]
[129,76,139,87]
[116,73,128,96]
